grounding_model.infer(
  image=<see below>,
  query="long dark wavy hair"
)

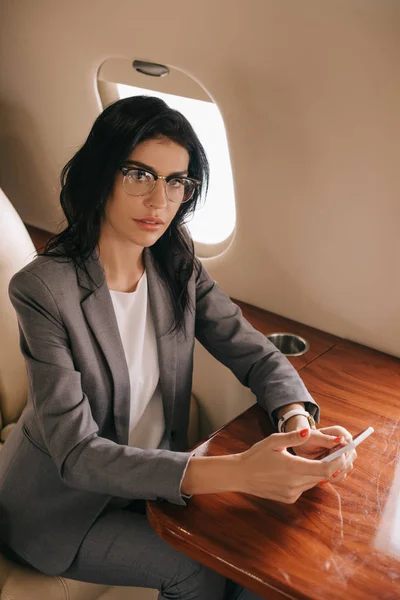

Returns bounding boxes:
[42,96,209,334]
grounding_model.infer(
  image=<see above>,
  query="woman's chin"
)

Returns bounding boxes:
[128,229,166,247]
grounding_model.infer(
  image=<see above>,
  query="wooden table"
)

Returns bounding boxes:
[147,339,400,599]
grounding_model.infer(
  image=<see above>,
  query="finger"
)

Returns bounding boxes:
[288,451,348,479]
[326,454,349,477]
[344,449,357,463]
[319,479,331,486]
[318,426,353,444]
[330,463,353,483]
[308,429,348,449]
[268,428,311,451]
[285,458,350,493]
[343,455,356,474]
[322,459,355,486]
[342,462,354,477]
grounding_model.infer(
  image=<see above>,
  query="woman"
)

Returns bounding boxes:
[0,96,354,599]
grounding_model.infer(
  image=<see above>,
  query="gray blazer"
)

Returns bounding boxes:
[0,246,318,575]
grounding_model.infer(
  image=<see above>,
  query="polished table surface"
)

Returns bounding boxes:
[147,340,400,600]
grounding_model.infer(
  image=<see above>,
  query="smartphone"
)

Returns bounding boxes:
[320,427,374,463]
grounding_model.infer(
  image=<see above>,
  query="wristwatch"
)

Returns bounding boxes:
[277,409,316,433]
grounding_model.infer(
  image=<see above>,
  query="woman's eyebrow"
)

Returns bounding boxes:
[124,160,188,176]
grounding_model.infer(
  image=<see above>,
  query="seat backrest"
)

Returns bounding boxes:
[0,188,37,425]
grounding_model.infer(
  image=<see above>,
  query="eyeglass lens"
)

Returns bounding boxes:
[123,169,195,203]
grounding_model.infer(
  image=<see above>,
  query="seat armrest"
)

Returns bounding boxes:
[1,559,114,600]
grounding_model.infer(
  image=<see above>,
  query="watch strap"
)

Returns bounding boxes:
[277,409,316,433]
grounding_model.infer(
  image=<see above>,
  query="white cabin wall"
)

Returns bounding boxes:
[0,0,399,358]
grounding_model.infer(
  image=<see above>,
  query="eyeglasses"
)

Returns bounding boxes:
[120,166,201,204]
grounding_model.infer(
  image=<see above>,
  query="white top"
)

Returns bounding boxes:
[109,271,165,449]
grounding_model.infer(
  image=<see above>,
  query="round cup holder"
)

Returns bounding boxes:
[266,333,310,357]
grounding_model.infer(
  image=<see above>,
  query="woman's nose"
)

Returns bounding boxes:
[144,179,168,207]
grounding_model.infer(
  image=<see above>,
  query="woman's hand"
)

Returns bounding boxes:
[285,417,355,484]
[236,429,348,503]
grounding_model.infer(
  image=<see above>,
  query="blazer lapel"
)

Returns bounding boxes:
[77,253,130,444]
[144,248,177,434]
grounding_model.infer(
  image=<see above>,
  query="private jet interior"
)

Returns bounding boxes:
[0,1,400,599]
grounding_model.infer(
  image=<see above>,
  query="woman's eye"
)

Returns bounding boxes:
[168,178,184,188]
[130,169,151,182]
[135,170,145,180]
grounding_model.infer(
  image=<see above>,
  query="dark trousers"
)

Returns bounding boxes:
[59,500,266,600]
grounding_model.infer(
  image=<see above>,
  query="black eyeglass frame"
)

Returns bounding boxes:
[119,165,202,203]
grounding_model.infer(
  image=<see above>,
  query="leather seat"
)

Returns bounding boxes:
[0,188,200,600]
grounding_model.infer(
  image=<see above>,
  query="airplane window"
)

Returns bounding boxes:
[117,84,236,247]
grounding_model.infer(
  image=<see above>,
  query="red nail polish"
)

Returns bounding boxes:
[320,480,330,485]
[333,470,341,478]
[300,428,309,437]
[334,437,342,443]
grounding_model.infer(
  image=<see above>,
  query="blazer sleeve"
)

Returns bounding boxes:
[9,270,192,505]
[194,260,320,424]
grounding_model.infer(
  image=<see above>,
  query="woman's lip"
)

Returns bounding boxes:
[133,219,163,231]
